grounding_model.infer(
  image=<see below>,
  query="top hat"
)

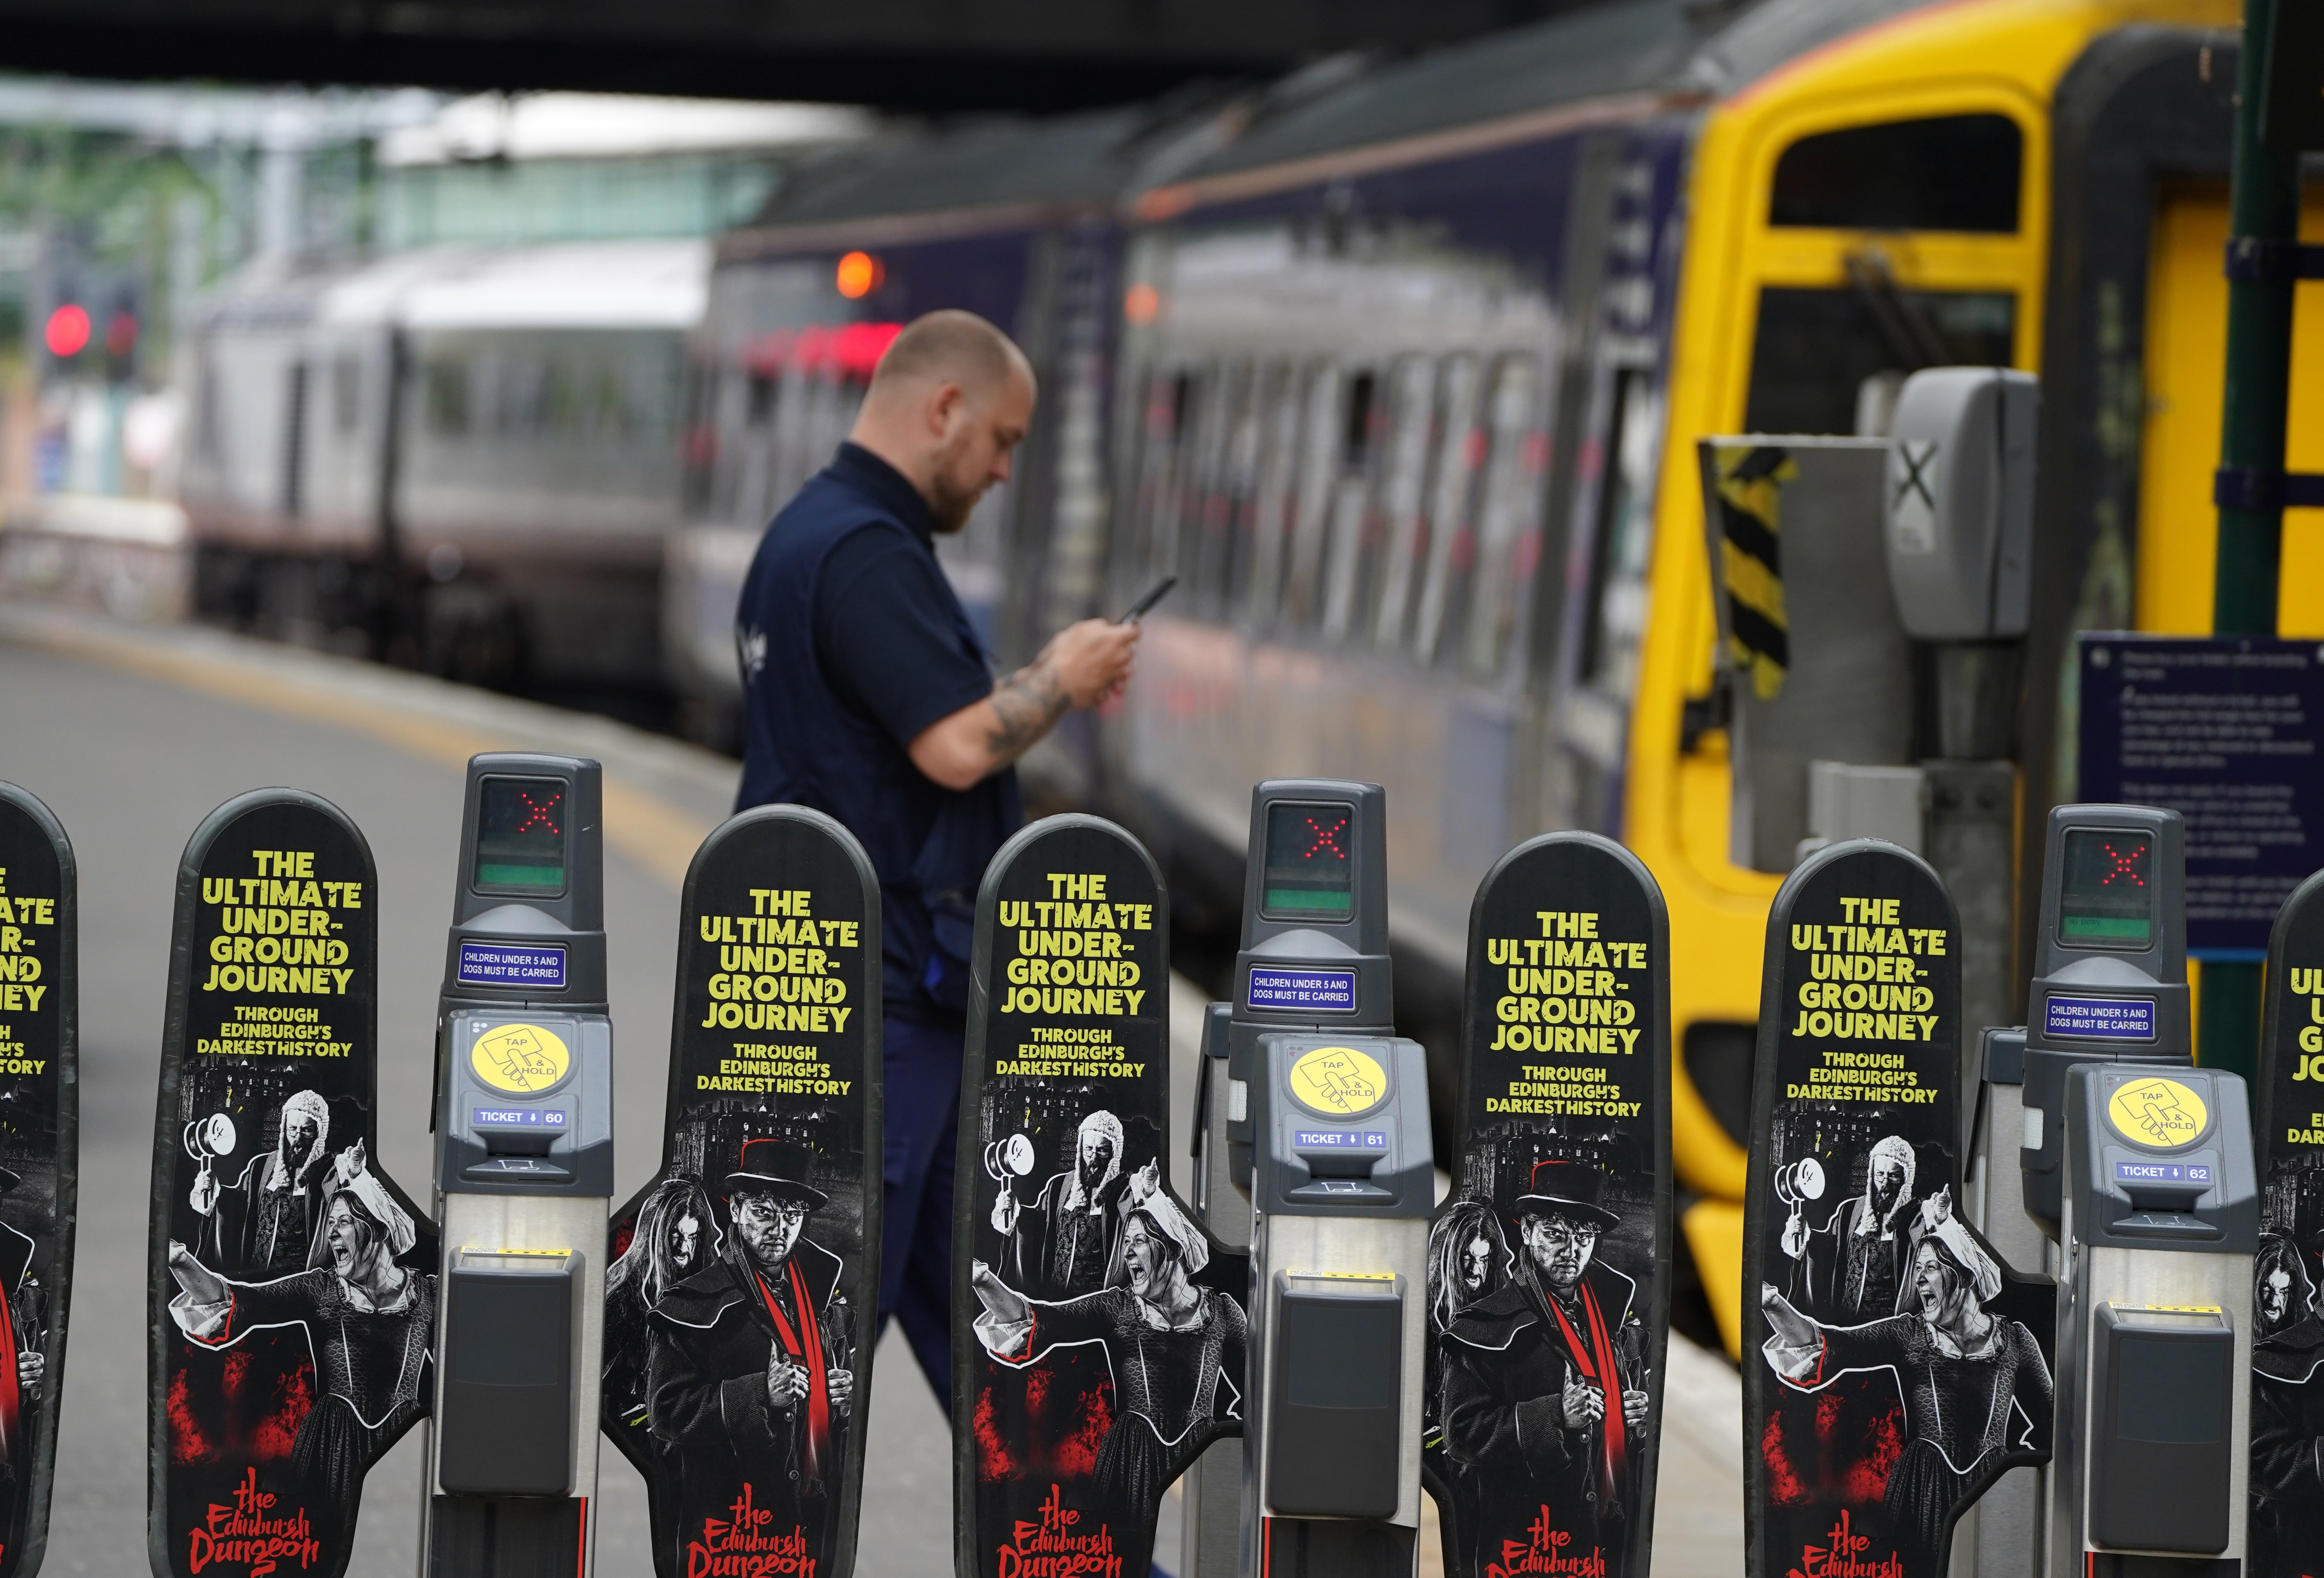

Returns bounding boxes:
[1511,1160,1619,1231]
[722,1139,828,1209]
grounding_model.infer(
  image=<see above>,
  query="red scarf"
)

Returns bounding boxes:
[1545,1280,1625,1508]
[754,1264,830,1483]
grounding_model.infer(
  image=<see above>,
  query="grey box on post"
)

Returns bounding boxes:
[2089,1305,2235,1554]
[437,1249,577,1497]
[1263,1273,1403,1519]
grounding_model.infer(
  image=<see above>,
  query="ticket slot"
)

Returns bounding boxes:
[1264,1274,1402,1519]
[2089,1306,2235,1554]
[438,1249,577,1497]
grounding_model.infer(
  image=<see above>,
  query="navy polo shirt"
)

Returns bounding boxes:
[733,442,1022,1020]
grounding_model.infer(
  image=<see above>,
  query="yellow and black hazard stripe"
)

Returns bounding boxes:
[1711,443,1795,700]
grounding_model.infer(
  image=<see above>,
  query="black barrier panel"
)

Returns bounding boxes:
[0,786,75,1578]
[146,791,434,1578]
[605,805,881,1578]
[951,815,1246,1578]
[1424,832,1671,1578]
[2251,865,2324,1578]
[1743,840,2053,1578]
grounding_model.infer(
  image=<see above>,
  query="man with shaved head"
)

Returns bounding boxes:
[733,308,1137,1406]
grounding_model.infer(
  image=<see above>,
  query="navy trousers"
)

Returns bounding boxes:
[879,1007,961,1407]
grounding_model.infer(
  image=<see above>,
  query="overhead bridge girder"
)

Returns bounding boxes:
[0,0,1576,111]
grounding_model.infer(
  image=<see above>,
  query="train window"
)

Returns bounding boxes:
[1370,357,1436,651]
[746,372,776,426]
[332,355,361,435]
[1217,362,1266,617]
[1460,357,1547,678]
[425,359,469,436]
[1743,281,2014,434]
[1243,362,1303,628]
[1320,369,1382,642]
[1411,356,1483,665]
[1769,114,2023,233]
[1280,364,1344,632]
[1578,369,1663,696]
[1189,363,1254,619]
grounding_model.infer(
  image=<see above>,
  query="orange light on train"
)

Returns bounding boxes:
[835,251,884,299]
[1123,283,1161,325]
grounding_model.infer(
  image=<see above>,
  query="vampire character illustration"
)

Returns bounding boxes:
[1438,1160,1651,1573]
[2251,1234,2324,1578]
[647,1140,855,1563]
[164,1167,434,1556]
[605,1175,722,1431]
[1759,1198,2051,1577]
[971,1179,1245,1515]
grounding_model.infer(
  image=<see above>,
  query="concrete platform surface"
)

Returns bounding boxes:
[0,606,1744,1577]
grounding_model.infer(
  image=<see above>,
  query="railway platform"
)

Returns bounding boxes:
[0,601,1745,1576]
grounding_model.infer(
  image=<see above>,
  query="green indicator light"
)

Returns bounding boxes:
[2062,916,2150,940]
[1266,889,1352,912]
[477,863,564,888]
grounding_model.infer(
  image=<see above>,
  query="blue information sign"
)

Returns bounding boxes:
[455,939,567,988]
[2078,634,2323,956]
[1247,965,1356,1011]
[2042,992,2157,1041]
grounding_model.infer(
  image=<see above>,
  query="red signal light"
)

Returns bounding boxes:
[44,305,88,358]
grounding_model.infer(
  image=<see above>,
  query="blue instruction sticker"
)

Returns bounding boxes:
[457,940,567,990]
[2043,993,2156,1041]
[1248,966,1356,1011]
[2114,1160,2211,1185]
[473,1107,567,1129]
[1291,1129,1390,1150]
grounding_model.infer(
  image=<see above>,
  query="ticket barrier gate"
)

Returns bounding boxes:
[424,755,613,1576]
[1954,804,2260,1578]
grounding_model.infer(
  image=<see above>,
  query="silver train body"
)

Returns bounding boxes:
[179,240,707,694]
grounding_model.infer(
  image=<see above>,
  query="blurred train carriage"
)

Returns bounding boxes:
[181,240,706,705]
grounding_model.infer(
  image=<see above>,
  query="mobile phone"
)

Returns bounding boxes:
[1120,574,1178,624]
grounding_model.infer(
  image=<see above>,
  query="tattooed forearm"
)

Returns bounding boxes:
[983,662,1070,762]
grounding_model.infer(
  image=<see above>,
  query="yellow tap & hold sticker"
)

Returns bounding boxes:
[2108,1075,2207,1150]
[471,1021,571,1094]
[1289,1044,1388,1117]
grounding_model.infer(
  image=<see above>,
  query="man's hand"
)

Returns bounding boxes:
[1561,1370,1603,1431]
[909,619,1140,791]
[1038,619,1139,709]
[1622,1388,1649,1428]
[768,1352,810,1413]
[827,1368,853,1419]
[17,1350,41,1399]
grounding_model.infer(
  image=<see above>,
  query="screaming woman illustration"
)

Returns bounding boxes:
[969,1168,1246,1517]
[165,1167,434,1555]
[1759,1193,2050,1575]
